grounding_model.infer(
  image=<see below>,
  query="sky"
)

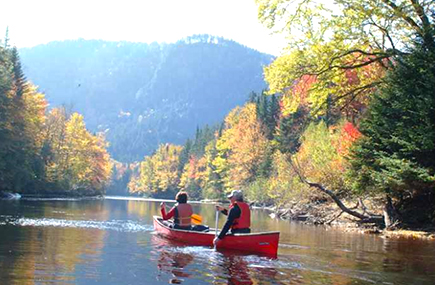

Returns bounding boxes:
[0,0,286,55]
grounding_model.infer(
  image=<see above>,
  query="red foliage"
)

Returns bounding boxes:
[343,122,361,141]
[336,122,361,155]
[344,69,360,86]
[292,75,316,98]
[188,156,198,179]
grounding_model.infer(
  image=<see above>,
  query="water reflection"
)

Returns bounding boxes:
[0,200,108,284]
[219,254,254,285]
[127,199,160,219]
[159,251,194,284]
[381,237,435,276]
[1,198,435,285]
[151,235,194,284]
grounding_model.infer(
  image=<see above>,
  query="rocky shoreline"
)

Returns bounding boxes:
[265,199,435,240]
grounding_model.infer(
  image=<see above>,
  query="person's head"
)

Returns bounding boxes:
[175,191,188,204]
[227,189,244,203]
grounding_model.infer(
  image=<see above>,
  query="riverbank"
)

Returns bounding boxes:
[6,193,434,240]
[270,198,435,240]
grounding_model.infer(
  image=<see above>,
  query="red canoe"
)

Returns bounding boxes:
[153,216,280,256]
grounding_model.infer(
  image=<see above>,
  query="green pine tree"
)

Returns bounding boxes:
[350,43,435,200]
[266,94,279,140]
[0,45,35,192]
[10,47,27,98]
[178,138,192,172]
[275,107,310,154]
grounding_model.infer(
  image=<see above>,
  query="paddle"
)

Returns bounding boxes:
[214,208,219,250]
[191,214,202,225]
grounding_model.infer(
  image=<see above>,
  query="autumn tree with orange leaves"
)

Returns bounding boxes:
[213,103,270,190]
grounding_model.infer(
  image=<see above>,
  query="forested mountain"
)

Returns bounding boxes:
[19,35,273,162]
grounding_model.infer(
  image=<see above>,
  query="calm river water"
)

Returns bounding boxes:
[0,197,434,285]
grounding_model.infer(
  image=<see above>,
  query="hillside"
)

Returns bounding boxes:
[20,35,273,161]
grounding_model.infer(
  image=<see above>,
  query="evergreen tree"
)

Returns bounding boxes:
[256,92,268,125]
[0,45,46,192]
[10,47,27,98]
[3,27,9,49]
[256,145,273,178]
[275,107,310,154]
[350,43,435,200]
[0,45,32,192]
[178,138,192,172]
[252,91,279,140]
[190,124,217,157]
[0,46,14,190]
[266,94,279,140]
[247,91,258,103]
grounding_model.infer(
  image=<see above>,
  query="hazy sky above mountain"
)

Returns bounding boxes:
[0,0,286,55]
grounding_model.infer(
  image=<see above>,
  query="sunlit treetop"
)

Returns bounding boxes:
[256,0,434,116]
[257,0,434,50]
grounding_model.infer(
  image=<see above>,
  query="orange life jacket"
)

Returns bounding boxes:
[230,201,250,230]
[174,203,193,226]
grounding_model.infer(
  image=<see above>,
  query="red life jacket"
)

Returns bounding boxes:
[174,203,193,226]
[230,201,250,230]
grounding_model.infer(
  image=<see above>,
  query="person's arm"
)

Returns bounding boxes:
[161,203,175,220]
[218,204,241,239]
[216,205,228,216]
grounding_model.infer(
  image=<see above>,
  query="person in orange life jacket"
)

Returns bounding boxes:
[160,191,193,230]
[213,189,251,246]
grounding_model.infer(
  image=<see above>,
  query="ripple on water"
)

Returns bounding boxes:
[174,245,380,284]
[149,236,304,284]
[5,217,154,233]
[279,243,311,250]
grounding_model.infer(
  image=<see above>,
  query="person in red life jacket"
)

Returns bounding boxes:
[213,189,251,246]
[160,191,193,230]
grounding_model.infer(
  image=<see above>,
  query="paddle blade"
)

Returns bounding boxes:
[191,214,202,225]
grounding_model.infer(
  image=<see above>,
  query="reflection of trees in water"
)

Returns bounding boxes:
[0,203,107,284]
[158,251,194,284]
[221,255,253,285]
[0,225,36,284]
[217,253,280,285]
[127,200,160,218]
[381,237,435,276]
[152,235,194,284]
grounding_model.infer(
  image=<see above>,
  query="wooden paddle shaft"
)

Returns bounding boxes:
[215,209,219,237]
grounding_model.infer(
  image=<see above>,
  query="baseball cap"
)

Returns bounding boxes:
[227,189,243,199]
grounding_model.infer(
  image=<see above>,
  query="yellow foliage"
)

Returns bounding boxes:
[258,0,397,117]
[43,109,112,192]
[130,144,182,195]
[265,150,310,206]
[295,121,352,192]
[22,84,48,151]
[214,103,269,189]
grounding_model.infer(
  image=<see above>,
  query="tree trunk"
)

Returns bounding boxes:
[305,180,383,223]
[289,157,384,224]
[383,196,399,229]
